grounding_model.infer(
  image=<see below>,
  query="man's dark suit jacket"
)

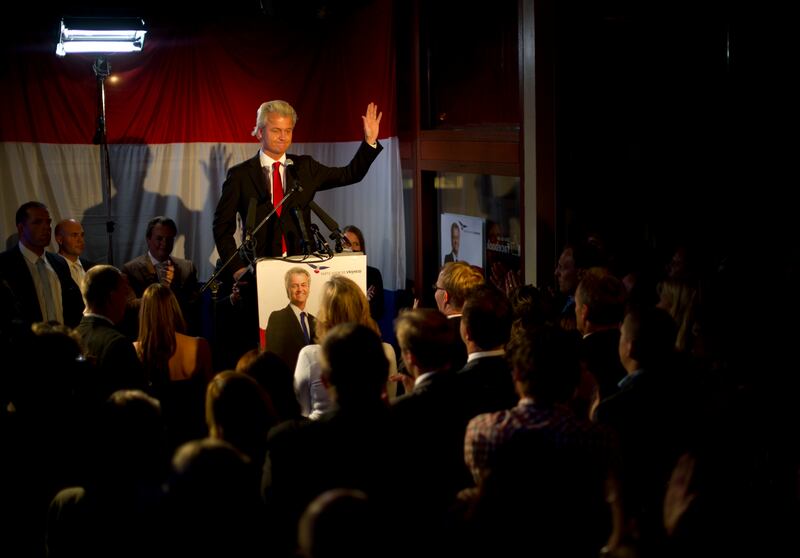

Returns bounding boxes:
[579,329,627,401]
[390,371,473,533]
[0,245,84,328]
[444,251,456,264]
[446,315,468,372]
[121,254,200,333]
[75,315,145,399]
[121,254,198,301]
[213,141,383,272]
[455,354,517,422]
[265,305,316,373]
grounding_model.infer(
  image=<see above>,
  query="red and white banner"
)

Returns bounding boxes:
[0,1,404,288]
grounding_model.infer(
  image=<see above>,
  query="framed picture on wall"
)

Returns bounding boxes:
[440,213,484,268]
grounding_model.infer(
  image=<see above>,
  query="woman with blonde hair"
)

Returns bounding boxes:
[294,274,397,419]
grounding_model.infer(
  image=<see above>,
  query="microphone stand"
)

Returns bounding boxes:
[200,184,302,293]
[308,200,348,253]
[310,223,334,256]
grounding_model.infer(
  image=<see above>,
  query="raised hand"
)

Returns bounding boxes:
[362,102,382,145]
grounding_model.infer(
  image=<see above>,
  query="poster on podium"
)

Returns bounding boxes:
[255,252,367,340]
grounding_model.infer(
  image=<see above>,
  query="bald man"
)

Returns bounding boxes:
[55,219,94,287]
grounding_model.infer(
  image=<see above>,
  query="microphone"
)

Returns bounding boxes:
[290,206,313,255]
[308,201,346,252]
[285,159,303,193]
[310,223,332,255]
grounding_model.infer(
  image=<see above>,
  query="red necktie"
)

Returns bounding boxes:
[272,161,287,254]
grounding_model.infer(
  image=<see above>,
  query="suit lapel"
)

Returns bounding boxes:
[248,154,269,205]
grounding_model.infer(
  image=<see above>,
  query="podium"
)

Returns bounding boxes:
[256,253,367,343]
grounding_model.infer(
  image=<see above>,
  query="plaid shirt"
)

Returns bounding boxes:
[464,397,616,484]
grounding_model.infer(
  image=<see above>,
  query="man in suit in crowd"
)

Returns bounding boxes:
[443,221,460,264]
[54,219,94,288]
[0,201,84,330]
[455,284,517,421]
[121,216,199,335]
[433,261,484,372]
[75,265,145,399]
[574,268,628,415]
[266,267,316,372]
[390,308,471,554]
[212,99,382,356]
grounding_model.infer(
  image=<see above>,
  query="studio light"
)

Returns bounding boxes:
[56,17,147,56]
[55,16,147,264]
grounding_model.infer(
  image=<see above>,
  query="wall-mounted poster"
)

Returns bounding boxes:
[440,213,484,268]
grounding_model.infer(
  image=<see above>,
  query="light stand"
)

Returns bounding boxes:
[56,16,147,264]
[92,56,115,264]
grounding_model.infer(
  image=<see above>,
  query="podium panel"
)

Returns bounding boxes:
[256,253,367,335]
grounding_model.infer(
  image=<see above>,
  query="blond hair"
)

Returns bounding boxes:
[315,275,379,342]
[439,261,485,310]
[252,100,298,136]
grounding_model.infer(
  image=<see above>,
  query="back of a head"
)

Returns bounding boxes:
[139,283,186,338]
[507,325,580,404]
[205,371,276,459]
[82,264,122,311]
[439,261,485,310]
[99,389,165,483]
[394,308,454,370]
[298,489,377,558]
[241,350,302,421]
[462,284,512,350]
[509,284,552,328]
[137,284,185,373]
[167,438,262,554]
[317,275,377,340]
[624,307,677,369]
[570,240,608,272]
[321,323,388,405]
[16,322,85,409]
[576,268,627,326]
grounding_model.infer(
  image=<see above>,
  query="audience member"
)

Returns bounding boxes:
[454,284,517,420]
[461,325,617,557]
[596,307,693,551]
[121,216,200,335]
[298,489,381,558]
[263,323,396,557]
[54,219,94,288]
[135,283,212,448]
[0,201,84,329]
[46,390,166,558]
[165,438,266,556]
[574,268,628,416]
[554,241,606,331]
[390,308,470,553]
[205,370,276,470]
[433,261,484,371]
[343,224,385,321]
[76,265,145,399]
[294,274,397,419]
[238,349,304,424]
